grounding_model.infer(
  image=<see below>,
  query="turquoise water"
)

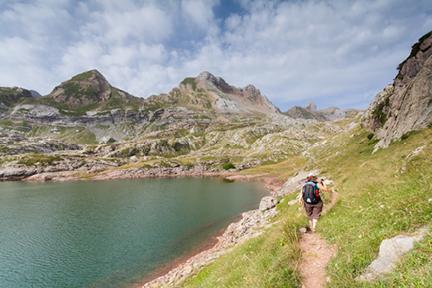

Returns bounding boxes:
[0,177,266,287]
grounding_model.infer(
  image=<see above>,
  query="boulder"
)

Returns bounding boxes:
[130,155,138,162]
[259,196,278,211]
[99,136,116,144]
[277,170,320,196]
[0,167,37,180]
[358,227,428,281]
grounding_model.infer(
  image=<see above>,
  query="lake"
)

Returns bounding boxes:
[0,177,266,287]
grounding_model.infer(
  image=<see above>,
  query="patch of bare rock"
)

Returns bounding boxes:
[357,226,429,281]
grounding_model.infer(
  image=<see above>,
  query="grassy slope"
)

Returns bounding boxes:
[182,195,306,288]
[180,124,432,288]
[314,127,432,287]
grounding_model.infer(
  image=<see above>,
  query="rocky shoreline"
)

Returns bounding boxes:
[0,163,231,182]
[139,172,310,288]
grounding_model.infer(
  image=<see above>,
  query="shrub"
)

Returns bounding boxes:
[222,162,235,170]
[372,97,390,126]
[180,77,197,90]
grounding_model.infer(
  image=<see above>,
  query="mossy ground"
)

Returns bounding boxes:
[28,125,97,144]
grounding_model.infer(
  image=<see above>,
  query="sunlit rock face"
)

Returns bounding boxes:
[362,31,432,148]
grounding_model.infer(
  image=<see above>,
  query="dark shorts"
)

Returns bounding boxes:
[304,201,323,219]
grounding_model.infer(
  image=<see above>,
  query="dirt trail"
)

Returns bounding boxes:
[299,190,338,288]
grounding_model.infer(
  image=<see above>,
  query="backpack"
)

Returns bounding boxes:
[302,181,320,204]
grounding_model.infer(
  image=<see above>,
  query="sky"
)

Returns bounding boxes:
[0,0,431,110]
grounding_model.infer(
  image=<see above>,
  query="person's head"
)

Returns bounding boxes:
[307,172,317,181]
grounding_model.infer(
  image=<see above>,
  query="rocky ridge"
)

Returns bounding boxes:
[0,69,355,182]
[362,31,432,148]
[284,102,358,121]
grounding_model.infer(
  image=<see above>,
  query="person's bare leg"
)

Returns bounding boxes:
[311,218,318,232]
[308,219,313,231]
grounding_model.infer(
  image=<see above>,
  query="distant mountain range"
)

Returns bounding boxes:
[283,102,359,121]
[0,70,280,117]
[0,69,354,121]
[1,31,431,183]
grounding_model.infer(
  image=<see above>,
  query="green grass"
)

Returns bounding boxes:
[372,97,390,127]
[182,195,306,288]
[310,127,432,287]
[180,125,432,288]
[71,70,96,81]
[240,155,307,180]
[17,153,62,166]
[0,119,31,132]
[29,125,97,144]
[222,162,235,170]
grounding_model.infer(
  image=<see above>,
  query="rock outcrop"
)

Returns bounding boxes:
[258,196,278,211]
[362,31,432,148]
[357,226,429,281]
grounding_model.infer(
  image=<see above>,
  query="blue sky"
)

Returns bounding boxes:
[0,0,431,110]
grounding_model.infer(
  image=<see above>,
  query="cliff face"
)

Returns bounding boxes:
[362,31,432,148]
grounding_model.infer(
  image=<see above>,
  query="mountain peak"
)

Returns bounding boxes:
[45,69,142,112]
[70,69,107,82]
[305,102,317,112]
[197,71,217,81]
[167,72,279,114]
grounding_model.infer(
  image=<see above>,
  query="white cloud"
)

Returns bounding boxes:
[181,0,218,28]
[0,0,431,109]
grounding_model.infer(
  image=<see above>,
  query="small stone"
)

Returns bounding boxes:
[288,199,298,206]
[99,136,116,144]
[130,155,138,162]
[299,227,307,234]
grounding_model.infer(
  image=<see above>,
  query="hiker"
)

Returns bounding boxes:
[300,173,327,233]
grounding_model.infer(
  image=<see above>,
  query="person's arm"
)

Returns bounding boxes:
[297,187,303,204]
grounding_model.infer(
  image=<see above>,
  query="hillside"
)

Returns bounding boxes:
[169,31,432,288]
[0,87,34,109]
[144,71,279,115]
[178,118,431,288]
[0,69,355,181]
[35,69,145,115]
